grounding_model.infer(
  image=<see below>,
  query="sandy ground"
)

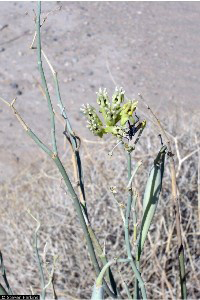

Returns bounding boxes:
[0,1,200,182]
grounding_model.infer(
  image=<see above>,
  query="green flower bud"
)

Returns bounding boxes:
[80,104,105,137]
[120,100,138,126]
[104,125,124,139]
[111,87,125,108]
[96,87,126,126]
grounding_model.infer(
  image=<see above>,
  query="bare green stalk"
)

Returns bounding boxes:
[1,5,117,298]
[2,96,116,298]
[126,161,141,243]
[51,148,117,298]
[117,265,132,299]
[95,258,131,288]
[88,226,118,296]
[43,243,58,299]
[125,153,147,300]
[37,2,57,155]
[36,3,116,298]
[41,49,86,210]
[27,210,46,300]
[91,258,131,300]
[39,20,118,297]
[42,256,58,296]
[0,97,52,157]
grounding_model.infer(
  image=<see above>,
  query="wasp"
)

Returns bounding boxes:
[126,113,143,140]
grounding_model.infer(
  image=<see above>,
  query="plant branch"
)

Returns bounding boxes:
[34,15,118,296]
[0,97,52,156]
[27,210,46,300]
[37,2,57,155]
[125,153,147,300]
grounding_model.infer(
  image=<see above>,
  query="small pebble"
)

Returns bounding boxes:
[10,83,19,89]
[72,57,79,63]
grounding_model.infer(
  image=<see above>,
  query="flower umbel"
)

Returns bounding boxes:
[81,87,146,152]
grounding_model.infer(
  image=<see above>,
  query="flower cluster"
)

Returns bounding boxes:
[81,87,146,152]
[96,87,124,126]
[80,103,105,137]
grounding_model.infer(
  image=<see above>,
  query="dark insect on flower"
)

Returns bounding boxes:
[126,113,143,140]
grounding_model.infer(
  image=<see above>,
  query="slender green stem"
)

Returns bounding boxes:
[27,124,116,298]
[134,254,140,299]
[126,160,141,243]
[41,49,86,205]
[96,258,131,287]
[42,49,88,217]
[54,72,75,140]
[53,72,87,209]
[125,153,147,300]
[27,129,53,157]
[27,211,46,300]
[88,226,118,296]
[52,155,117,298]
[36,3,117,297]
[179,246,187,299]
[37,1,57,154]
[52,155,100,266]
[2,3,117,298]
[35,228,46,300]
[41,29,118,297]
[124,282,132,299]
[127,152,132,179]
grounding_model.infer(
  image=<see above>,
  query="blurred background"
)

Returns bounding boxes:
[0,1,200,180]
[0,2,199,299]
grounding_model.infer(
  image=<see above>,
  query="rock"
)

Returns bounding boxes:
[10,83,19,89]
[17,90,22,95]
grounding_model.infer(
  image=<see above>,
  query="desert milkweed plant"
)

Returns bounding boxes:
[81,88,169,300]
[0,2,187,300]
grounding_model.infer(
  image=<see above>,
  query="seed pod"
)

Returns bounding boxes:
[137,145,167,260]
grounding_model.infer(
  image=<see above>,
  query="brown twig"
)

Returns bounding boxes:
[0,97,29,131]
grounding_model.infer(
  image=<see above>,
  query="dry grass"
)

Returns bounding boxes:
[0,109,199,299]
